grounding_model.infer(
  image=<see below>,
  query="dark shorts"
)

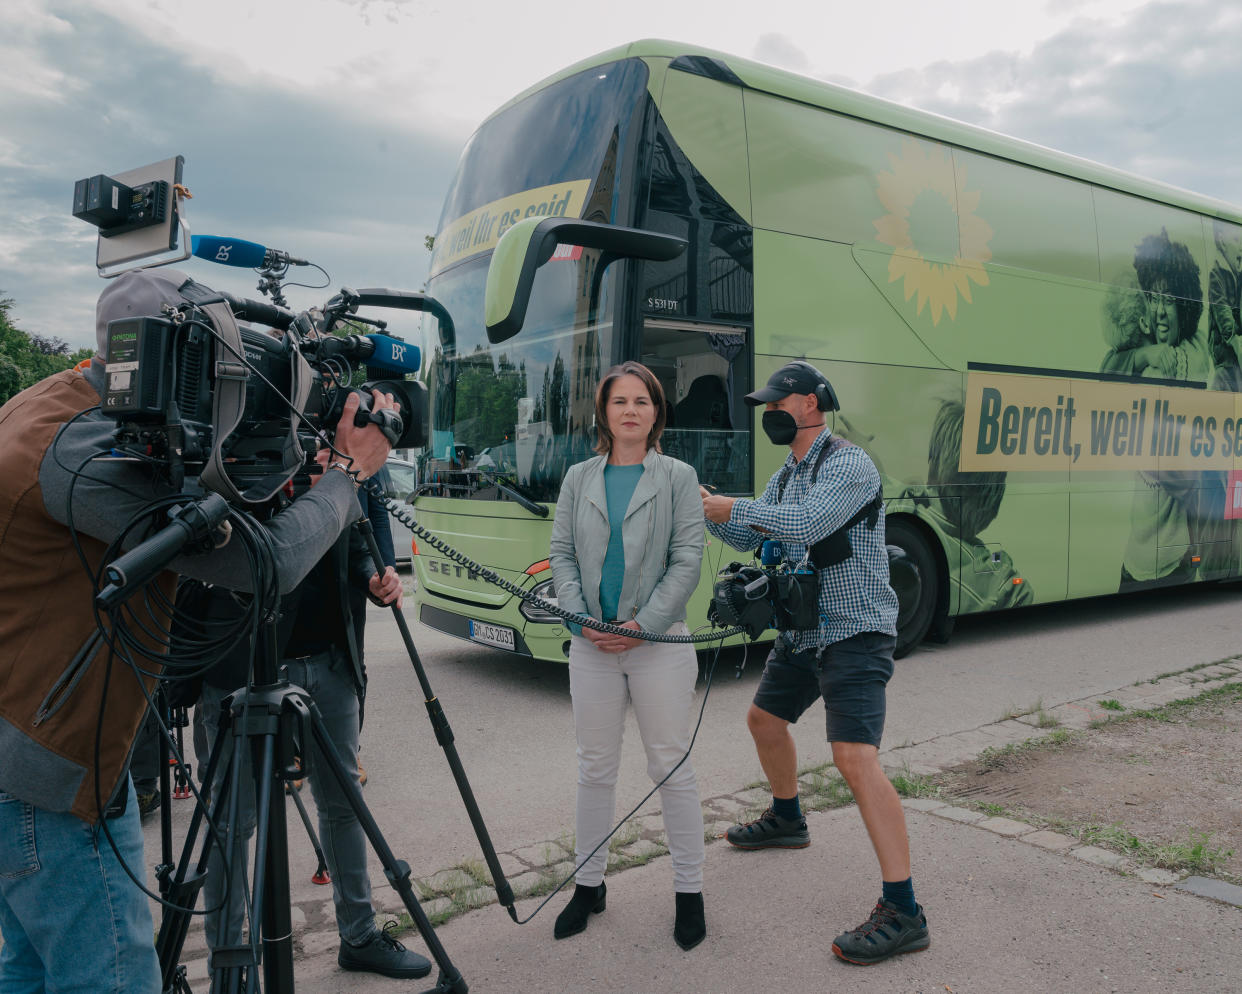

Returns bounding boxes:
[751,632,896,747]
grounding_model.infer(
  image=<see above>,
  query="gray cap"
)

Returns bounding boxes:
[95,268,191,356]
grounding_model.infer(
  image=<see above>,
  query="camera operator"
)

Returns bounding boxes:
[700,360,930,966]
[0,268,395,993]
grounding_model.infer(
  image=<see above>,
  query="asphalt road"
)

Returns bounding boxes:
[144,579,1242,909]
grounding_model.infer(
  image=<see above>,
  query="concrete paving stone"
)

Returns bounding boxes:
[705,819,734,839]
[423,867,476,893]
[977,816,1034,837]
[507,869,550,898]
[934,805,987,824]
[632,814,665,836]
[1071,846,1129,870]
[1022,830,1076,851]
[705,795,754,818]
[421,896,452,919]
[1046,704,1094,729]
[1138,867,1182,885]
[912,743,979,768]
[509,840,571,868]
[938,729,999,755]
[731,786,774,806]
[495,851,529,877]
[900,798,946,812]
[985,719,1041,743]
[1174,875,1242,907]
[619,839,666,860]
[290,904,308,926]
[300,929,341,957]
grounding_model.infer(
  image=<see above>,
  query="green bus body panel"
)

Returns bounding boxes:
[418,39,1242,662]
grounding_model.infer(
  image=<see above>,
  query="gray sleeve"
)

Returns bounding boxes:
[40,413,361,595]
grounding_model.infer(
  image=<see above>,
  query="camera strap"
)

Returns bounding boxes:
[180,280,314,507]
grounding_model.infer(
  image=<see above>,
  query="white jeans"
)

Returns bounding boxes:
[568,626,705,892]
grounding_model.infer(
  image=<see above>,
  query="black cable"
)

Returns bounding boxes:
[508,639,725,924]
[358,476,747,646]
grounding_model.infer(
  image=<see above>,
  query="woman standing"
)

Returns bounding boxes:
[548,361,707,950]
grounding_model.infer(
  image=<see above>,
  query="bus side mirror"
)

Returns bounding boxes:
[484,217,686,344]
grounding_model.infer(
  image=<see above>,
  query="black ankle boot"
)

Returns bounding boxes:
[673,891,705,950]
[553,882,607,939]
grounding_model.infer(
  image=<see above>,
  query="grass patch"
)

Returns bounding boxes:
[1097,699,1125,712]
[889,769,941,800]
[976,729,1077,771]
[1076,825,1235,875]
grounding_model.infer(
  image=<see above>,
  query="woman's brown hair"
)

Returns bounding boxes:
[593,361,667,454]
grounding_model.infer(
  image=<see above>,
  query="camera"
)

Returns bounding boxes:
[77,157,446,506]
[708,557,819,639]
[98,280,430,505]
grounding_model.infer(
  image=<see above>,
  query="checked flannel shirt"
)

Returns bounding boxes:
[706,429,898,653]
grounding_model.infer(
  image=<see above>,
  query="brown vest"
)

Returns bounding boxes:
[0,368,172,822]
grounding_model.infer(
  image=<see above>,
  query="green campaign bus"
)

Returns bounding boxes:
[411,38,1242,661]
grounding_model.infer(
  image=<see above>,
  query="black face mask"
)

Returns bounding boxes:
[762,410,822,446]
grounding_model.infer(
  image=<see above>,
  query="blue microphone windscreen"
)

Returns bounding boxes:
[364,334,421,375]
[190,235,268,268]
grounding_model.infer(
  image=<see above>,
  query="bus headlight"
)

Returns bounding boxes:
[519,578,560,623]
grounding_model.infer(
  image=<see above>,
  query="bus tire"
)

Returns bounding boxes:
[885,518,939,659]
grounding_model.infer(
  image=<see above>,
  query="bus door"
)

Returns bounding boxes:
[638,317,752,588]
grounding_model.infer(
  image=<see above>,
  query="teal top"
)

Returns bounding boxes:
[599,463,645,623]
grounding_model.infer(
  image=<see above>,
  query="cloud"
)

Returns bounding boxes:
[752,34,812,74]
[0,2,466,347]
[860,1,1242,205]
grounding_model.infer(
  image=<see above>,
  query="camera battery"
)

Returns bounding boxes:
[103,316,174,417]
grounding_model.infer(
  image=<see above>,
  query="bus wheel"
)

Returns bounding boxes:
[885,519,939,659]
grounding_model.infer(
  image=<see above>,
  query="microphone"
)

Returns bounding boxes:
[310,333,422,376]
[190,234,309,268]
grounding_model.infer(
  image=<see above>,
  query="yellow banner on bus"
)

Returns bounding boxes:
[429,180,592,277]
[959,369,1242,473]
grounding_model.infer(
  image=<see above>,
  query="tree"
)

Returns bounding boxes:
[0,295,92,406]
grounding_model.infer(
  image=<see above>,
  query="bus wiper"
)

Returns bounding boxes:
[477,470,548,518]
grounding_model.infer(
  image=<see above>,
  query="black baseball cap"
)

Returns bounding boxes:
[744,361,830,406]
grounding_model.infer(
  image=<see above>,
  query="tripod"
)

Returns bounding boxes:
[152,512,521,993]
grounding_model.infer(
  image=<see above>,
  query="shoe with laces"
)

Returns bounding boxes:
[831,899,930,965]
[725,806,810,850]
[338,921,432,979]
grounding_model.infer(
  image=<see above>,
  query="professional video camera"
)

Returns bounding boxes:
[97,280,432,504]
[76,157,438,506]
[708,540,820,639]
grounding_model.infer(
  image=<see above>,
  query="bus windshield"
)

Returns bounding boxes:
[422,60,650,504]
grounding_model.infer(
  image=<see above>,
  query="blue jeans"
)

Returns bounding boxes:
[0,779,160,993]
[195,647,375,958]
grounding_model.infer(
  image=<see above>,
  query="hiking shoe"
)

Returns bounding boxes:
[725,806,810,850]
[338,921,432,979]
[831,900,930,965]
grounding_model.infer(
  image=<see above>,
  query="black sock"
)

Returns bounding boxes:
[882,877,917,917]
[771,794,801,821]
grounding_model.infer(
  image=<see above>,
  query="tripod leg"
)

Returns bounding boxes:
[303,698,468,993]
[286,777,332,884]
[357,519,516,918]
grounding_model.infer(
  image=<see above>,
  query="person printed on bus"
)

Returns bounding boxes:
[701,360,930,967]
[1099,228,1230,588]
[548,361,707,951]
[1207,220,1242,391]
[899,399,1034,613]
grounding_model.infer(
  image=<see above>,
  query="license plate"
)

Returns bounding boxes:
[468,620,515,650]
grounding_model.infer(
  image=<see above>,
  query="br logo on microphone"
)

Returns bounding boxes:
[214,244,233,262]
[390,343,407,364]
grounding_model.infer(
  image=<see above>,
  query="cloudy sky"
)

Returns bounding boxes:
[2,0,1237,349]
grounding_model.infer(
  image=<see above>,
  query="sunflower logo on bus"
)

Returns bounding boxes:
[873,140,992,325]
